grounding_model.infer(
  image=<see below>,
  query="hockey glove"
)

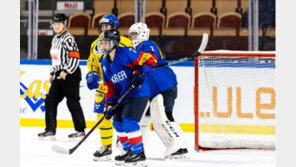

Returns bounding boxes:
[86,71,100,90]
[132,70,144,88]
[104,103,117,120]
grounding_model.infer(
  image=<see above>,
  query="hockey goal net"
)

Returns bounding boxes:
[194,51,276,150]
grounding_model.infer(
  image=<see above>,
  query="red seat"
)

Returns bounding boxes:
[166,12,190,35]
[218,12,241,36]
[68,12,91,35]
[192,12,216,36]
[118,12,135,28]
[145,12,165,36]
[91,13,106,28]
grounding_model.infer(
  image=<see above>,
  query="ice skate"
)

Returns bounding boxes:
[167,148,188,160]
[114,149,133,166]
[68,131,85,141]
[124,151,147,167]
[93,145,112,161]
[38,131,56,141]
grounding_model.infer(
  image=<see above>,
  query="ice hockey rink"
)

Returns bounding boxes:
[20,127,275,167]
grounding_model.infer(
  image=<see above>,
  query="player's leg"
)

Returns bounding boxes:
[112,106,133,165]
[150,86,188,159]
[161,85,188,158]
[38,79,64,140]
[121,97,149,165]
[63,69,86,138]
[93,86,114,161]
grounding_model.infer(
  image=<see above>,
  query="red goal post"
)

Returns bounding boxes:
[194,51,276,151]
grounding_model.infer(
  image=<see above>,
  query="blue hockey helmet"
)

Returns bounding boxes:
[99,14,120,30]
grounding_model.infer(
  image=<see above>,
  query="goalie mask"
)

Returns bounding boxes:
[128,22,150,47]
[98,30,120,55]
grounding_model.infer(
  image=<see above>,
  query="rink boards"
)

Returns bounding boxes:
[19,60,196,131]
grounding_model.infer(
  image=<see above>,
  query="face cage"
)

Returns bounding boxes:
[129,30,144,48]
[100,39,116,55]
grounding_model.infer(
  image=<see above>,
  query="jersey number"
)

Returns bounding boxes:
[150,46,155,52]
[129,48,137,53]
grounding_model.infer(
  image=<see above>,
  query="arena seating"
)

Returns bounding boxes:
[187,27,211,36]
[62,0,274,37]
[67,27,85,35]
[218,12,241,36]
[265,28,275,37]
[118,12,135,28]
[192,12,216,36]
[145,12,165,36]
[165,12,191,35]
[91,13,106,28]
[68,12,91,35]
[213,27,237,36]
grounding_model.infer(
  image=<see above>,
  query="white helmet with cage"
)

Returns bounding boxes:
[128,22,150,47]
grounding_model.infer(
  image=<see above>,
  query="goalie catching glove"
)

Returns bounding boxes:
[86,71,100,90]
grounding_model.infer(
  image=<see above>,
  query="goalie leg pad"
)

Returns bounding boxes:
[150,94,187,157]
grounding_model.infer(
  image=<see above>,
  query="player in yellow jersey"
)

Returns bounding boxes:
[85,14,133,161]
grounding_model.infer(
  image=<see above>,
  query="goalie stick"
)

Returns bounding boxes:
[51,85,136,155]
[153,33,208,68]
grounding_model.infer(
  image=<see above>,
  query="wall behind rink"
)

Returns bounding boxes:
[20,60,196,131]
[20,56,276,134]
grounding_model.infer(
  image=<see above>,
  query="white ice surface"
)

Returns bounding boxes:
[20,127,275,167]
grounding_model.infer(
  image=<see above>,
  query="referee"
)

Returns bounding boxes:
[38,13,86,140]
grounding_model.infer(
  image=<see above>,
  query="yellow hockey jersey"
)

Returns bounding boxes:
[86,35,133,81]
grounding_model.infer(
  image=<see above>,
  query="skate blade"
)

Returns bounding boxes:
[167,154,189,160]
[38,136,56,141]
[115,161,126,166]
[93,155,112,161]
[125,161,147,167]
[68,136,84,142]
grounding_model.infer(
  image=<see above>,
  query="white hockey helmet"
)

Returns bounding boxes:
[128,22,150,47]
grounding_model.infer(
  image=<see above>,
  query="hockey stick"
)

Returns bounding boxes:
[153,33,209,68]
[51,85,136,155]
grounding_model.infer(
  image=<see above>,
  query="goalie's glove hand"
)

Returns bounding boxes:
[104,103,117,120]
[86,71,100,90]
[132,70,144,88]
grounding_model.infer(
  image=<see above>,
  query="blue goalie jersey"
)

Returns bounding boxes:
[136,40,178,99]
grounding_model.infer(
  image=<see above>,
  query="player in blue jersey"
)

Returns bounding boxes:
[128,22,188,159]
[86,14,134,161]
[99,29,157,166]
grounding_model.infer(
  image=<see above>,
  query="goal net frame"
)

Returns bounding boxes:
[194,51,276,151]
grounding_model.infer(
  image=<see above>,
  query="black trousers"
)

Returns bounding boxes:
[113,96,149,122]
[45,68,86,133]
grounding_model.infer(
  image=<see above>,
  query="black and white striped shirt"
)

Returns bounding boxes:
[49,31,80,75]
